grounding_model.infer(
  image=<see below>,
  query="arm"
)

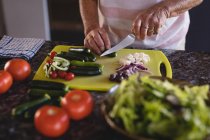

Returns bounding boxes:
[79,0,99,35]
[79,0,111,55]
[132,0,203,40]
[163,0,203,18]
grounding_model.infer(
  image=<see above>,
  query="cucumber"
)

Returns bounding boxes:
[69,48,91,53]
[30,80,68,91]
[68,48,96,62]
[66,51,90,61]
[83,52,96,62]
[57,52,85,62]
[70,60,103,70]
[106,52,117,57]
[29,88,67,97]
[67,51,96,62]
[23,97,62,119]
[69,66,102,76]
[11,94,51,116]
[84,48,91,53]
[58,49,96,62]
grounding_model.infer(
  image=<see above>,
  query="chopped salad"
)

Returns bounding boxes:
[109,75,210,140]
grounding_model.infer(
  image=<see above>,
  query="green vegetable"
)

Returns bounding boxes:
[57,52,85,62]
[109,75,210,140]
[69,47,91,53]
[69,47,96,61]
[29,88,67,97]
[81,52,96,62]
[69,60,103,76]
[69,49,96,62]
[70,60,103,70]
[69,66,102,76]
[11,94,51,116]
[30,80,68,91]
[23,97,62,119]
[106,52,117,57]
[58,50,96,62]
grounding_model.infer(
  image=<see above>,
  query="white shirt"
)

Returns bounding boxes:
[98,0,190,50]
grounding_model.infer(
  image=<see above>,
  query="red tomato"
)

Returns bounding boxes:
[65,72,74,81]
[0,70,13,94]
[4,58,31,81]
[61,90,93,120]
[50,71,58,79]
[57,71,67,79]
[34,105,69,138]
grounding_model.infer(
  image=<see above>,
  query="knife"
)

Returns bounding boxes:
[100,34,135,57]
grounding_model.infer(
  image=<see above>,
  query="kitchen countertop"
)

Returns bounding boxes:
[0,41,210,140]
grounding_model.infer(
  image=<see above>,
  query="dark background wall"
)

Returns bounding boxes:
[48,0,84,45]
[48,0,210,52]
[186,0,210,52]
[0,0,6,36]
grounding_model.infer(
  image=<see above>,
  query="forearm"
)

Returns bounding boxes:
[159,0,203,18]
[79,0,99,35]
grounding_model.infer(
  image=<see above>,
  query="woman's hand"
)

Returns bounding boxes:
[84,28,111,55]
[132,5,169,40]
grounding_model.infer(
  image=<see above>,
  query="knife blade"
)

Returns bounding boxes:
[100,34,135,57]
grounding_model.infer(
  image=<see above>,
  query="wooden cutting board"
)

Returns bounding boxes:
[33,45,172,91]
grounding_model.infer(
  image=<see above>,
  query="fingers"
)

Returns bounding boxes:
[147,26,154,36]
[139,14,150,40]
[84,28,111,55]
[88,36,101,55]
[132,17,141,38]
[151,13,161,35]
[99,28,111,50]
[92,32,105,52]
[140,23,149,40]
[147,20,155,36]
[154,21,162,35]
[132,14,151,40]
[84,36,100,55]
[132,8,167,40]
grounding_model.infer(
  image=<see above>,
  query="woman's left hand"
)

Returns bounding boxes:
[132,5,169,40]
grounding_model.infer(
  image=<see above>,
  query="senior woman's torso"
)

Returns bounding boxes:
[98,0,190,50]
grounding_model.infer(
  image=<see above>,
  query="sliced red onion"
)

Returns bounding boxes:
[110,63,150,82]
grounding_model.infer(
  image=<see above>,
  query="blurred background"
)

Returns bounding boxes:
[0,0,209,51]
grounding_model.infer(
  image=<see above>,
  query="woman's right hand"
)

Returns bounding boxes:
[84,27,111,55]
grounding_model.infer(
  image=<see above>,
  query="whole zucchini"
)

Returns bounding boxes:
[30,80,68,91]
[29,88,67,97]
[69,48,96,62]
[23,97,62,119]
[69,66,102,76]
[70,60,103,70]
[69,48,91,53]
[106,52,117,57]
[57,52,85,62]
[68,51,96,62]
[11,94,51,116]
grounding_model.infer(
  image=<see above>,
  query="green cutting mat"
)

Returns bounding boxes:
[33,45,172,91]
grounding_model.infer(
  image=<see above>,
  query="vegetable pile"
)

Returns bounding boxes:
[110,53,151,82]
[43,48,104,80]
[12,86,94,138]
[109,76,210,140]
